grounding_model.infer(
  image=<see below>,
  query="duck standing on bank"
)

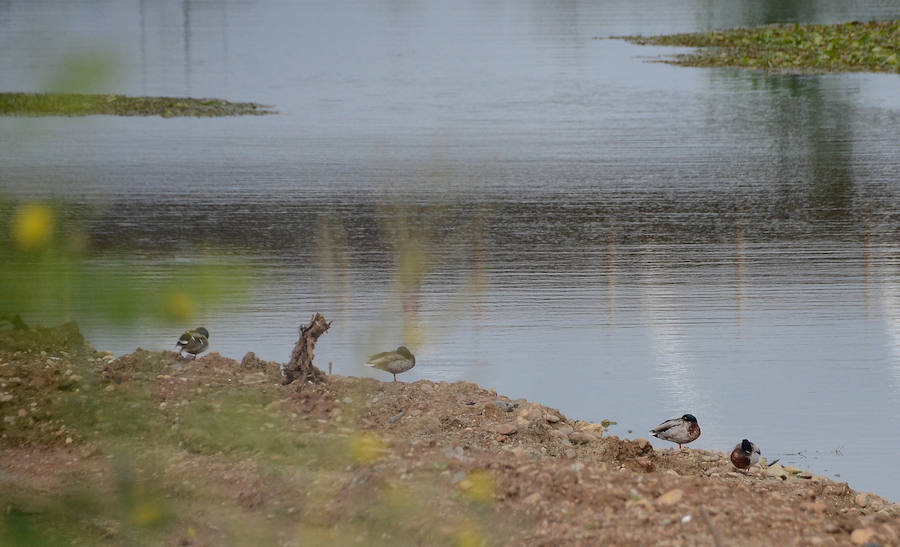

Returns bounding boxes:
[730,439,761,474]
[365,346,415,382]
[175,327,210,359]
[650,413,701,450]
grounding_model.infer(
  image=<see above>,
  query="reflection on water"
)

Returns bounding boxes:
[2,0,900,500]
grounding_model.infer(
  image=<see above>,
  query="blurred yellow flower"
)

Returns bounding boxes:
[455,523,485,547]
[348,431,388,463]
[458,470,495,503]
[163,291,196,320]
[132,501,165,525]
[11,203,54,250]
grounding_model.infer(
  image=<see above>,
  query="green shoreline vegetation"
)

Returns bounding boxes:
[0,92,276,117]
[623,19,900,73]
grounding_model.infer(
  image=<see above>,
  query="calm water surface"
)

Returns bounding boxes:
[2,0,900,499]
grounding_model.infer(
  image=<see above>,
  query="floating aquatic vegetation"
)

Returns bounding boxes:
[622,19,900,73]
[0,92,276,117]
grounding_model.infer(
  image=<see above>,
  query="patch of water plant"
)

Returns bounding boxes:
[621,19,900,73]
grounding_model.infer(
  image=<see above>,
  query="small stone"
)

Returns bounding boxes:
[855,493,869,508]
[565,449,577,459]
[657,489,684,506]
[569,431,597,445]
[570,462,584,472]
[797,471,813,479]
[634,438,651,451]
[549,429,569,440]
[0,393,12,402]
[491,400,516,412]
[506,446,526,457]
[544,413,560,423]
[801,501,827,513]
[65,436,73,444]
[491,423,517,435]
[849,528,876,545]
[419,383,434,394]
[443,446,469,462]
[342,397,353,404]
[516,416,530,428]
[681,514,692,524]
[784,466,802,474]
[523,492,541,504]
[556,424,574,436]
[767,464,788,480]
[635,456,654,471]
[521,407,543,421]
[388,411,404,424]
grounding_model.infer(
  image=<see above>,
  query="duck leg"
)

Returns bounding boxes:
[393,373,397,382]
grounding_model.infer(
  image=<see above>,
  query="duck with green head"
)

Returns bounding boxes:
[650,413,701,450]
[365,346,415,382]
[730,439,761,474]
[175,327,209,359]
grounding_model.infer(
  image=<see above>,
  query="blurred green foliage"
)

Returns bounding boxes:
[1,200,249,325]
[0,326,512,545]
[42,49,122,94]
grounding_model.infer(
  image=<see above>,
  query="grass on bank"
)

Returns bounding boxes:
[0,324,507,546]
[622,19,900,73]
[0,92,275,117]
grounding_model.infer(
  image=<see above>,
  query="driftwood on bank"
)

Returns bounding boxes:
[282,313,331,386]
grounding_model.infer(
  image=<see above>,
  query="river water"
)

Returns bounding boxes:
[2,0,899,500]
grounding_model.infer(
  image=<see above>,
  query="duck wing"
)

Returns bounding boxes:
[650,417,682,434]
[182,333,209,354]
[366,351,413,373]
[176,331,193,349]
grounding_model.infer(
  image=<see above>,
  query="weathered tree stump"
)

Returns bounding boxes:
[282,313,331,386]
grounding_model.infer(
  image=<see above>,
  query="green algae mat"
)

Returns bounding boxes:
[0,93,275,117]
[624,19,900,73]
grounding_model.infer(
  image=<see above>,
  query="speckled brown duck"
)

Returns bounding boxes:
[365,346,415,382]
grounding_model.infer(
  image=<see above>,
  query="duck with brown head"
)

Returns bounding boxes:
[365,346,415,382]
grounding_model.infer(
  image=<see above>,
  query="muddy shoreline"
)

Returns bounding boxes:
[1,323,899,545]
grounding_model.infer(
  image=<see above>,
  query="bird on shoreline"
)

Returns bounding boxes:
[650,413,701,450]
[730,439,761,474]
[175,327,209,359]
[366,346,415,382]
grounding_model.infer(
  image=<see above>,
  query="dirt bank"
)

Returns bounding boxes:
[1,324,898,545]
